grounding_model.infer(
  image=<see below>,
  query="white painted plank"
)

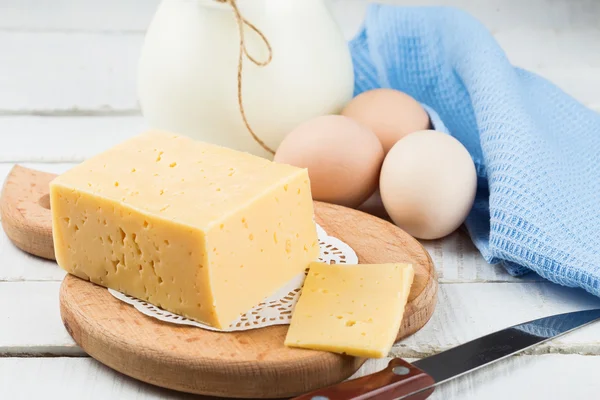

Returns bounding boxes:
[3,0,599,32]
[1,9,599,113]
[495,29,600,70]
[333,0,600,37]
[1,354,600,399]
[0,231,66,282]
[379,0,600,30]
[396,282,600,358]
[0,282,81,355]
[421,229,541,283]
[0,0,159,32]
[528,68,600,109]
[0,117,145,162]
[494,29,600,106]
[431,354,600,399]
[0,357,193,400]
[0,33,142,112]
[353,355,600,400]
[3,281,600,356]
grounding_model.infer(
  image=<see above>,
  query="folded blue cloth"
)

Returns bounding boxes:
[349,5,600,295]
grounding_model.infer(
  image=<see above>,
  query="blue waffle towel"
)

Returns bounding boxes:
[349,5,600,296]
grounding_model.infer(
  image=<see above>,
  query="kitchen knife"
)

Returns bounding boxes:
[292,308,600,400]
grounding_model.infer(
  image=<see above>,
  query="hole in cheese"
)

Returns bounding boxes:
[38,194,51,210]
[118,228,126,245]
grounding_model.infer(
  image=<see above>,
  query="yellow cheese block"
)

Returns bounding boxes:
[285,262,414,358]
[49,131,319,329]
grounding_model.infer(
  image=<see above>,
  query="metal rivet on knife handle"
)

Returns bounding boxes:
[290,358,435,400]
[393,366,411,376]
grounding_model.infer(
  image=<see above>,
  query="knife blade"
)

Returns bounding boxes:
[291,308,600,400]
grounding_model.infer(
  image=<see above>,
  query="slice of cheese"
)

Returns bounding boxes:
[49,131,319,329]
[284,262,414,358]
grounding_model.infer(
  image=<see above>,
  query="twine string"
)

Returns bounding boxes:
[216,0,275,154]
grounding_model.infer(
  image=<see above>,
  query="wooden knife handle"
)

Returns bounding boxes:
[291,358,435,400]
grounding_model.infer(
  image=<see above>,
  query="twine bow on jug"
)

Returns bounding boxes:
[216,0,275,155]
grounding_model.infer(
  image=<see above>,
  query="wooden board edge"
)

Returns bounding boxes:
[59,275,365,398]
[0,164,56,260]
[398,244,438,341]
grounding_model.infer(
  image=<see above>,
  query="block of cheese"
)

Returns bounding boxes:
[49,131,319,329]
[285,262,414,358]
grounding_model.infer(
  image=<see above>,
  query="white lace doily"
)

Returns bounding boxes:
[108,223,358,332]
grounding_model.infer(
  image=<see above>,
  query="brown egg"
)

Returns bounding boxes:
[379,130,477,240]
[341,88,431,154]
[274,115,384,208]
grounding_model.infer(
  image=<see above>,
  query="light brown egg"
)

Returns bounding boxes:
[379,130,477,240]
[341,88,431,154]
[274,115,384,208]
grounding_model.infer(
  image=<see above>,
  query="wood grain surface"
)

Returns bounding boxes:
[0,165,56,260]
[0,165,437,398]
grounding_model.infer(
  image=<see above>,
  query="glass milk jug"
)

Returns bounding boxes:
[137,0,355,158]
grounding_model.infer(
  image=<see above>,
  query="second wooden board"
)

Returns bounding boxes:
[1,166,437,398]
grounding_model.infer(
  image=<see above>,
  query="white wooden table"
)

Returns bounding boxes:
[1,1,600,398]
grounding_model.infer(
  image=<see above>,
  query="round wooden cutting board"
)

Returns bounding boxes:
[1,165,437,399]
